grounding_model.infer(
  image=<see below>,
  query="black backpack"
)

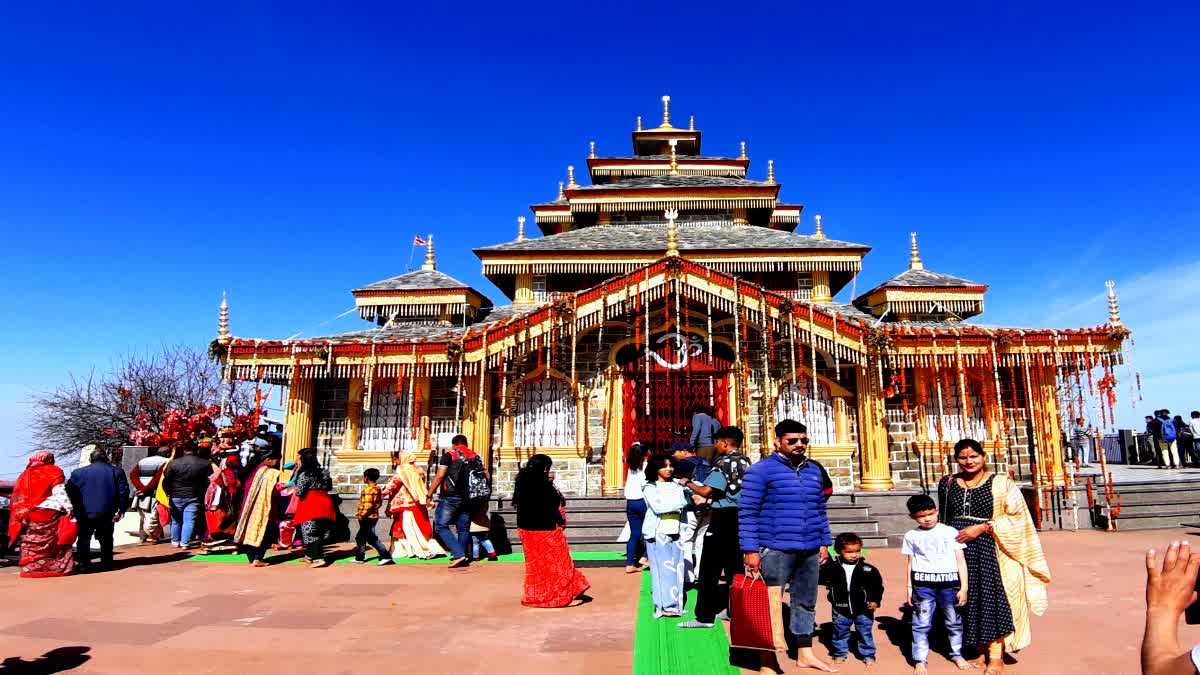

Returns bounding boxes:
[449,449,491,501]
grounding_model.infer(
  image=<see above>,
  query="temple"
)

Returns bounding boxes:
[214,97,1129,512]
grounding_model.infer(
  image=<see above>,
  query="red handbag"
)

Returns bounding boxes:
[56,516,79,548]
[728,573,787,652]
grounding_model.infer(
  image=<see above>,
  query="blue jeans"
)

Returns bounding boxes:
[830,613,876,660]
[434,494,471,560]
[911,585,963,664]
[625,499,647,565]
[169,497,201,546]
[760,548,821,647]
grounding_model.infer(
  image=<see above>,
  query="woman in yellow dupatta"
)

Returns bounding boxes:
[382,450,445,560]
[233,451,282,567]
[938,438,1050,675]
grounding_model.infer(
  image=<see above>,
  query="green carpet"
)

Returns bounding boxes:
[632,572,739,675]
[185,550,623,564]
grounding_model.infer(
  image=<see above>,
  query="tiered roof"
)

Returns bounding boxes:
[853,233,987,321]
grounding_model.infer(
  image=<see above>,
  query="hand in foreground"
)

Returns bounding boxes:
[1146,541,1200,616]
[743,551,761,576]
[955,524,988,544]
[818,545,830,564]
[956,588,968,607]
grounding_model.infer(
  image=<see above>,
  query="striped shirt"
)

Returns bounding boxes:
[1071,424,1092,450]
[356,483,383,519]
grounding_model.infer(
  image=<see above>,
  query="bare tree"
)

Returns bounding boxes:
[28,345,253,465]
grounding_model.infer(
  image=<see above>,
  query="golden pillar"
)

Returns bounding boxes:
[602,374,625,496]
[732,208,748,226]
[413,376,432,458]
[343,377,364,453]
[834,396,849,443]
[811,271,832,303]
[856,365,894,491]
[514,273,534,305]
[1033,364,1066,486]
[283,378,314,467]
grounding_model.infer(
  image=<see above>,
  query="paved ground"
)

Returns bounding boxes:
[2,528,1199,674]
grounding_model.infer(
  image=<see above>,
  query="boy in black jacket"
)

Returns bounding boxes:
[819,532,885,667]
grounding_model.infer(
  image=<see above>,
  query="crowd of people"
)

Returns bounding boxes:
[623,420,1050,674]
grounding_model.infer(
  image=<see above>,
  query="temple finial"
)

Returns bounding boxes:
[669,139,680,175]
[813,214,827,240]
[566,165,579,189]
[665,209,680,257]
[589,141,596,159]
[516,216,526,242]
[1106,280,1122,326]
[557,180,565,201]
[422,234,437,271]
[689,115,695,131]
[766,160,776,185]
[636,115,642,132]
[739,141,747,160]
[217,292,230,340]
[909,232,924,270]
[660,95,672,128]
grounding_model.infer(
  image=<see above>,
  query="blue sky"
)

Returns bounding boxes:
[2,3,1198,477]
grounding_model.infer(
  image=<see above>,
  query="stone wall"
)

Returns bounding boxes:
[491,457,604,498]
[328,455,396,498]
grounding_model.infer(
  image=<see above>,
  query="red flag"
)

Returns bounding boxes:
[413,235,427,246]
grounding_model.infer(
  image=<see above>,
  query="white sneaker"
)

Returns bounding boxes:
[376,558,395,566]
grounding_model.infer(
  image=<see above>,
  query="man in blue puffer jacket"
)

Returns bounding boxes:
[740,418,836,673]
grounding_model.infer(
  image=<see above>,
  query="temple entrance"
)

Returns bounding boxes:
[618,331,732,451]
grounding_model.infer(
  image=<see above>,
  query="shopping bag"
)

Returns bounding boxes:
[728,573,786,652]
[56,516,79,548]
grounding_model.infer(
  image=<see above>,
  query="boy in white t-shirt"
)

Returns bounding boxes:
[901,494,970,674]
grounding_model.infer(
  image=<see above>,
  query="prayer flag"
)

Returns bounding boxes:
[413,235,427,246]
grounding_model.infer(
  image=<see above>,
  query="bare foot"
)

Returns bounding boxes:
[913,664,928,675]
[625,565,641,574]
[795,648,838,672]
[864,660,876,669]
[952,658,971,671]
[985,663,1004,675]
[965,656,986,669]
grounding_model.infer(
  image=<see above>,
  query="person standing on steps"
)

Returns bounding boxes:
[678,425,749,630]
[740,418,837,673]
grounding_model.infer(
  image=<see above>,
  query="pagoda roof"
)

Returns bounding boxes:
[353,269,475,293]
[859,268,986,296]
[571,175,772,191]
[593,155,739,162]
[475,224,870,254]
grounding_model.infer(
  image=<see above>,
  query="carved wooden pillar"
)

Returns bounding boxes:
[856,365,894,491]
[1034,364,1066,486]
[834,396,849,443]
[343,378,363,453]
[912,367,929,441]
[811,271,832,303]
[602,373,625,496]
[283,378,314,468]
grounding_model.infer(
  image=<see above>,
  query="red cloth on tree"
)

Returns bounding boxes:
[517,527,590,608]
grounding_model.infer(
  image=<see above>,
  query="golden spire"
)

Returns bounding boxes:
[566,165,579,189]
[813,214,827,240]
[766,160,776,185]
[217,292,230,340]
[557,180,565,201]
[739,141,747,160]
[659,95,673,129]
[636,115,642,132]
[665,209,680,257]
[422,234,437,271]
[589,141,596,159]
[909,232,924,270]
[516,216,526,242]
[1106,280,1122,326]
[669,139,680,175]
[689,115,695,131]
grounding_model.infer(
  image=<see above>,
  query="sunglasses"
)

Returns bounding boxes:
[784,437,810,446]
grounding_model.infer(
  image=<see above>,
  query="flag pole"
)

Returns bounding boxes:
[407,240,416,272]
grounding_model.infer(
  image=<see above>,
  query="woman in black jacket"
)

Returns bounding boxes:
[512,454,589,607]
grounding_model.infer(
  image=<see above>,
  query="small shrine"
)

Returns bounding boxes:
[213,97,1129,507]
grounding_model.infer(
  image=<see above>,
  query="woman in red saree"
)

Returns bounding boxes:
[512,454,589,608]
[203,450,242,547]
[382,450,445,559]
[8,451,75,578]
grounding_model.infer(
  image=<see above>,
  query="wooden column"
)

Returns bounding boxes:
[912,367,929,440]
[811,271,832,303]
[343,377,363,453]
[856,365,894,491]
[834,396,849,443]
[514,274,535,305]
[413,376,431,458]
[283,378,314,467]
[1033,364,1066,486]
[602,374,625,496]
[470,373,493,464]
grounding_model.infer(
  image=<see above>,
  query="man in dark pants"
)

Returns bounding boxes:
[678,425,750,629]
[67,448,130,572]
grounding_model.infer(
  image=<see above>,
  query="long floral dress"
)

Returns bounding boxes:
[939,474,1016,646]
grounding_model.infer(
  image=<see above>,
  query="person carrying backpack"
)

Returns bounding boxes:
[427,434,490,568]
[1156,410,1181,469]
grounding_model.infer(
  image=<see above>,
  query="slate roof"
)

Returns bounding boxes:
[353,269,473,293]
[596,155,741,161]
[475,224,870,254]
[572,175,772,190]
[861,268,984,295]
[305,304,540,343]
